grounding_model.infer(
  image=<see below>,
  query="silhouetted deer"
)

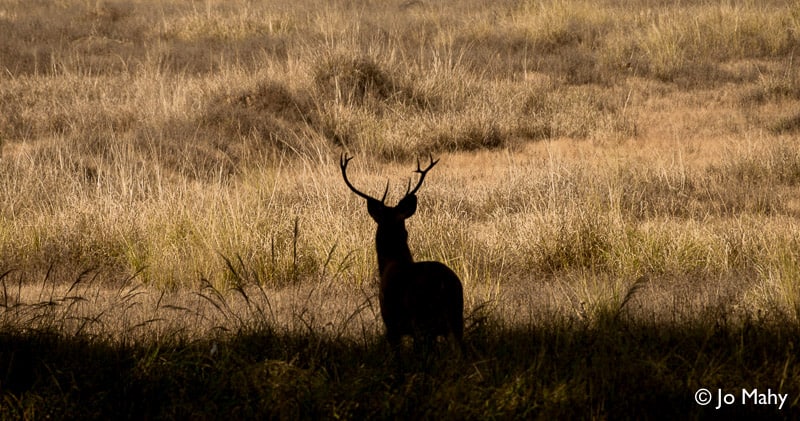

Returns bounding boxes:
[340,154,464,350]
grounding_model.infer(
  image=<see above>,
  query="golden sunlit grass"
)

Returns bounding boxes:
[2,0,800,418]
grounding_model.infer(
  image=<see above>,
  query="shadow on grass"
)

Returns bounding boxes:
[2,313,798,419]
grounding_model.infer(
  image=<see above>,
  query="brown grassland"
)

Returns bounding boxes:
[2,0,800,418]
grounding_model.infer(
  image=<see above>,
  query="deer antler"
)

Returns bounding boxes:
[405,154,439,197]
[340,154,389,203]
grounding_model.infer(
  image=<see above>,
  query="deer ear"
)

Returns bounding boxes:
[396,194,417,219]
[366,198,384,221]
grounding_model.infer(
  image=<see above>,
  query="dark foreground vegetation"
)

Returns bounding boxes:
[3,309,799,419]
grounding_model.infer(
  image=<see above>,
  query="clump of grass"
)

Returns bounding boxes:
[712,141,800,186]
[751,250,800,322]
[770,114,800,134]
[623,3,798,87]
[521,84,637,140]
[511,0,619,85]
[313,55,402,106]
[204,80,313,136]
[201,79,316,157]
[528,210,619,275]
[741,61,800,105]
[424,120,507,152]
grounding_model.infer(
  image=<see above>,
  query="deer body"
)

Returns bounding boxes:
[341,154,464,348]
[380,261,464,346]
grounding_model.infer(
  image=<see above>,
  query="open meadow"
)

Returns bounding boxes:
[2,0,800,418]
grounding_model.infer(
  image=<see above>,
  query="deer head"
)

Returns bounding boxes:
[340,154,438,268]
[340,153,436,220]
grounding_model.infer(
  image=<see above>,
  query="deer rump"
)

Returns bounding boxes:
[379,261,464,345]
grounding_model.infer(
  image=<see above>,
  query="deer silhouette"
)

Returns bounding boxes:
[340,154,464,350]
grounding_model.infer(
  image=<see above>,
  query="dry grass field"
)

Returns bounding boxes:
[2,0,800,418]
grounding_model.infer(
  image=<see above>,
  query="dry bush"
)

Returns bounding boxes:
[202,79,315,155]
[313,55,400,106]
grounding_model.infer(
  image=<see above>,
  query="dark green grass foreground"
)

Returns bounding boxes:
[2,312,799,419]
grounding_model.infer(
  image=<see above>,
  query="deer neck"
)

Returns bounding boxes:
[375,223,413,274]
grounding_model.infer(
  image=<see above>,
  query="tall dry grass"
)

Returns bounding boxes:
[2,0,800,417]
[0,0,799,324]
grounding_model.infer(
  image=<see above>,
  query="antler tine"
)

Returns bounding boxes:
[415,153,439,173]
[340,153,384,203]
[381,180,390,203]
[405,154,439,196]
